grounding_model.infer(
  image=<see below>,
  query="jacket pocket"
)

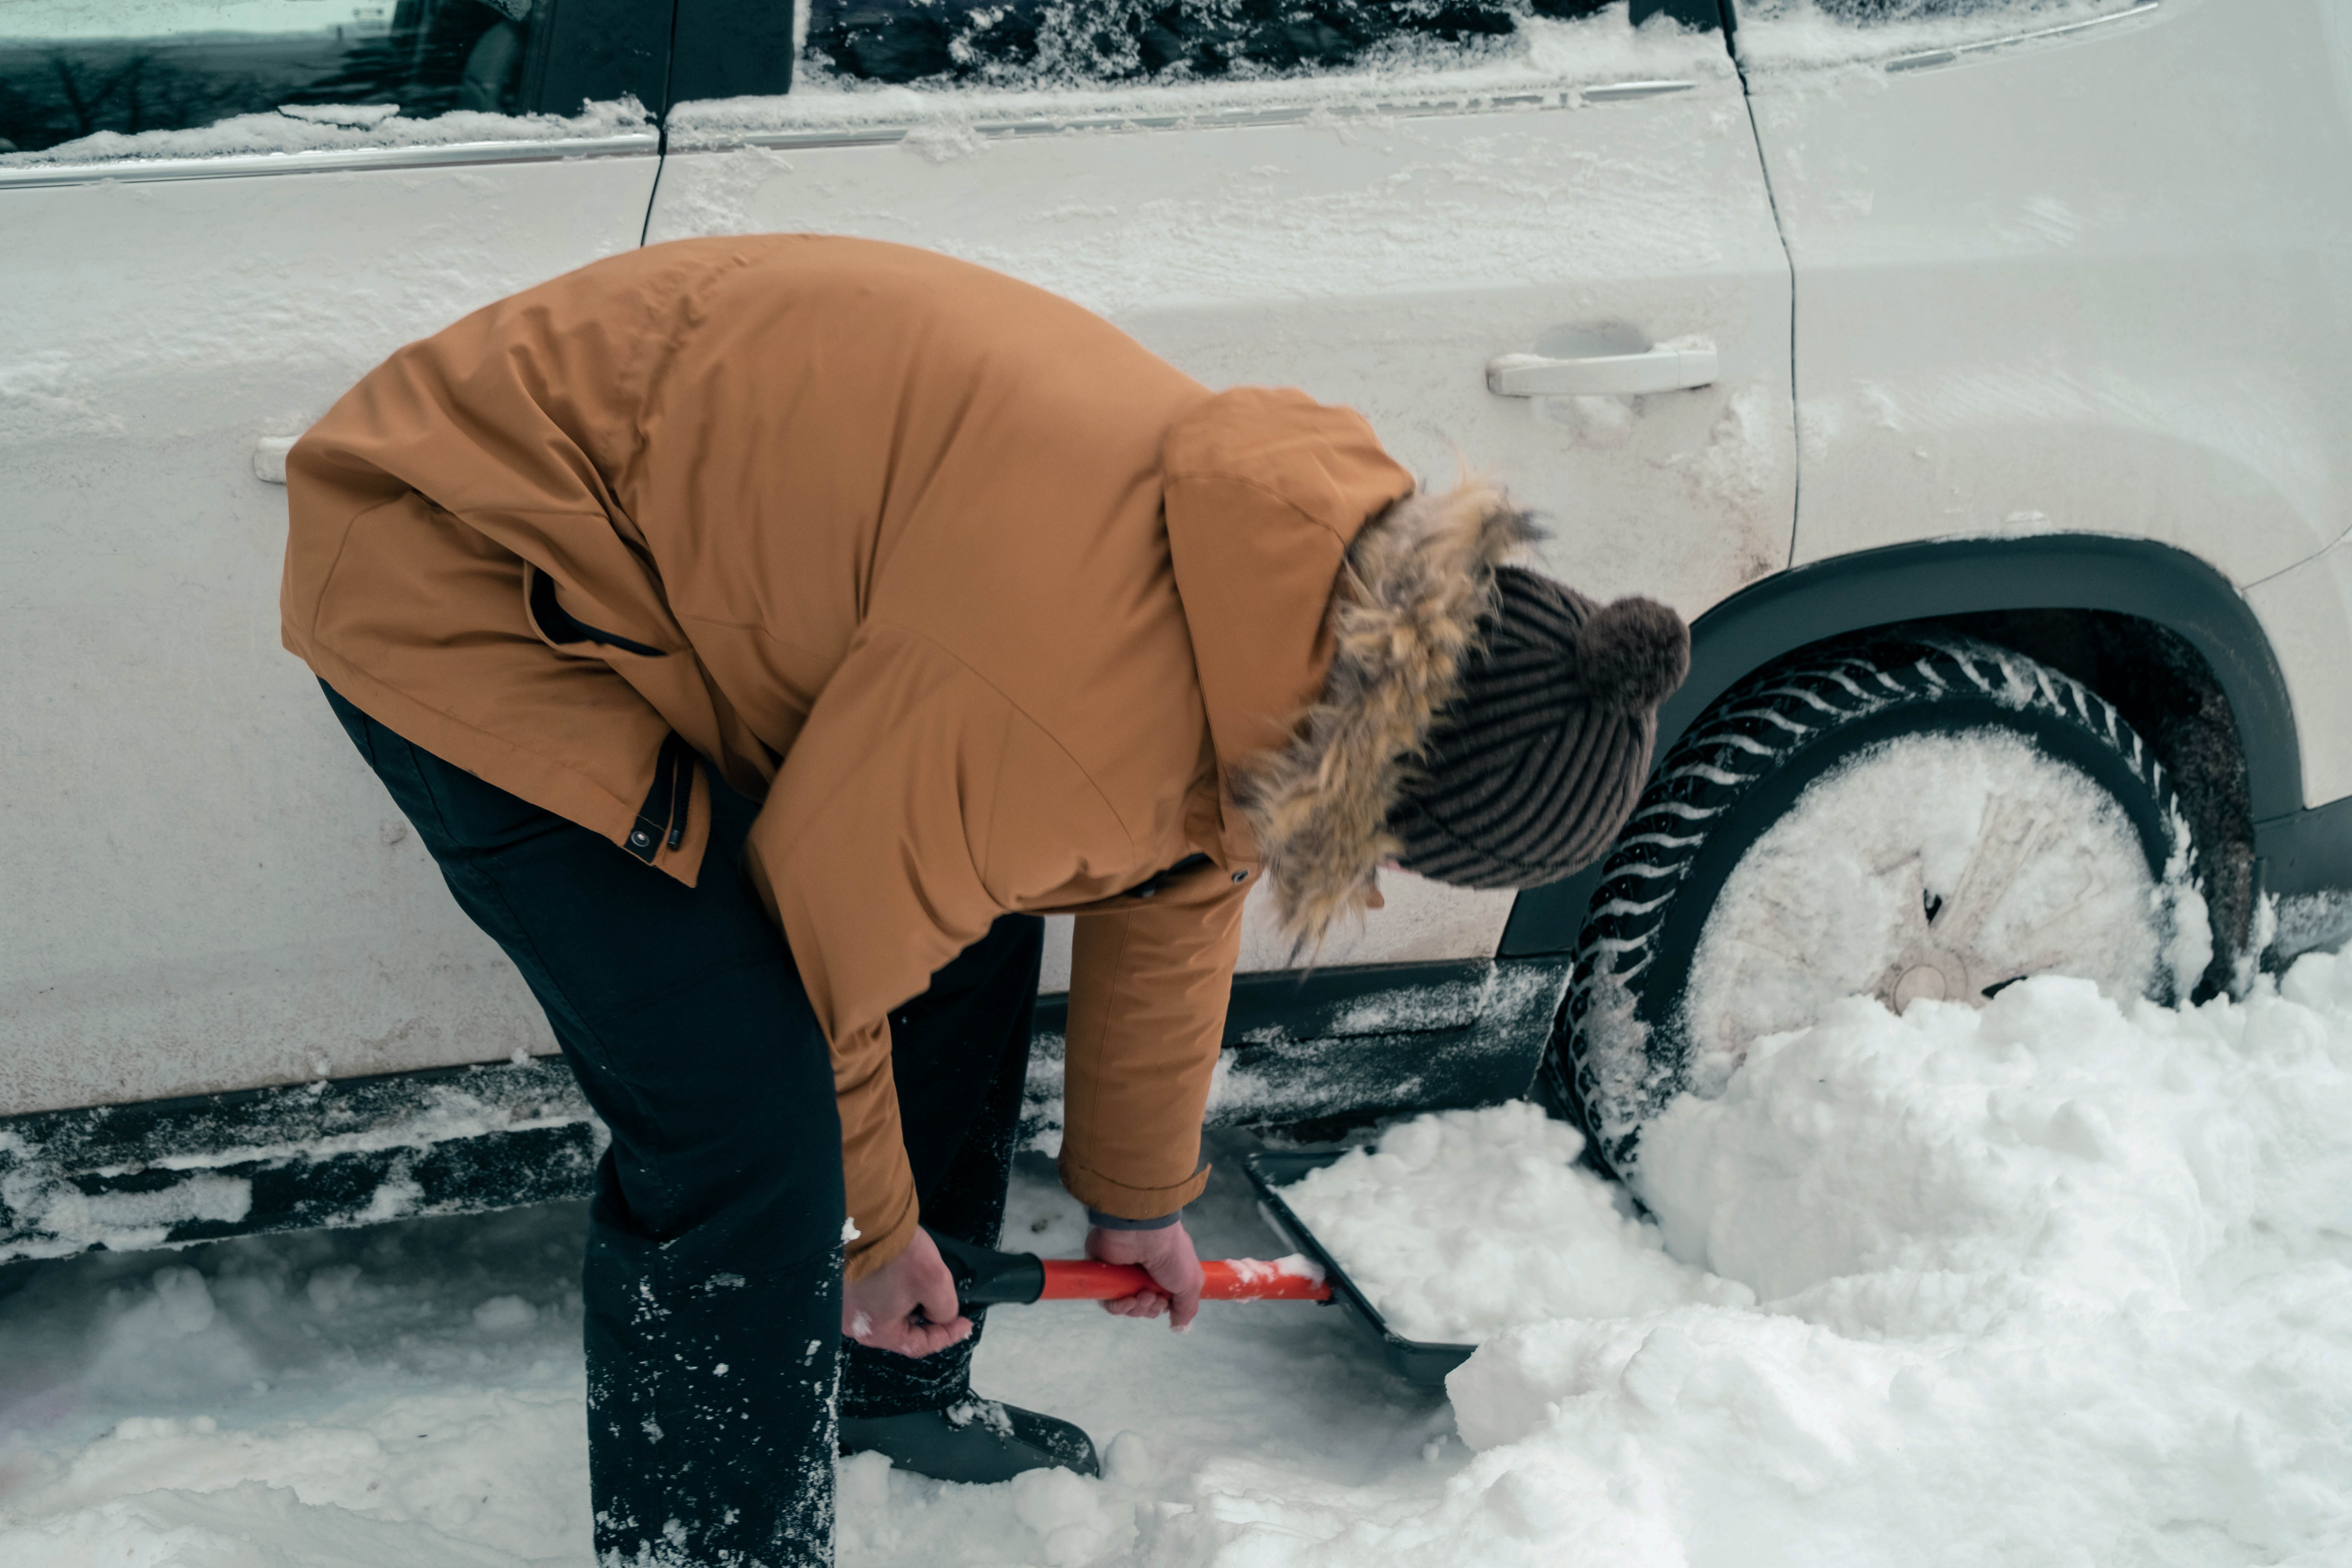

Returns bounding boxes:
[527,564,668,658]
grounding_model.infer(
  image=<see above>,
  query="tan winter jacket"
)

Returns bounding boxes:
[281,235,1429,1278]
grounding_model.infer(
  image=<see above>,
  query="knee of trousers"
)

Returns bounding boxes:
[591,1124,847,1284]
[563,963,846,1266]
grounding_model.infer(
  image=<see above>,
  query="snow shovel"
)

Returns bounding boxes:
[931,1230,1332,1307]
[1242,1150,1476,1387]
[930,1153,1475,1391]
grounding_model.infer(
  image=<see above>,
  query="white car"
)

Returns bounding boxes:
[3,0,2346,1262]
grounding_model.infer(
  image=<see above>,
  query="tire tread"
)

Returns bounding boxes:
[1541,636,2193,1176]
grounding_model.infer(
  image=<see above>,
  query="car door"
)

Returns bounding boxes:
[1732,0,2352,811]
[0,0,667,1121]
[646,0,1798,994]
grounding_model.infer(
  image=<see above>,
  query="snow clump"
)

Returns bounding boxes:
[1278,1101,1751,1342]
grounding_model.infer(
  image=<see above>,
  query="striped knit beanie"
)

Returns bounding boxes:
[1386,568,1690,890]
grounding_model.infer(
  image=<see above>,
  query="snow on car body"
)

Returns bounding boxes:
[3,0,2348,1263]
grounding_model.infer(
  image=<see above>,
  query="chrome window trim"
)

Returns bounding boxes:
[0,67,1707,178]
[674,77,1698,154]
[1581,78,1702,103]
[0,131,659,190]
[1884,1,2160,74]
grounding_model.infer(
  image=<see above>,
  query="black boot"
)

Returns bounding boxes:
[839,1396,1101,1484]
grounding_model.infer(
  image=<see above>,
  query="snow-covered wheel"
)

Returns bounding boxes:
[1545,636,2213,1177]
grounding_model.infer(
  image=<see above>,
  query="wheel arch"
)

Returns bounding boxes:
[1501,533,2301,957]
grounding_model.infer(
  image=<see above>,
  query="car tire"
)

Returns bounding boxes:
[1541,635,2208,1178]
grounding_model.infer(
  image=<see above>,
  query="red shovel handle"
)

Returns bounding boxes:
[1038,1258,1331,1303]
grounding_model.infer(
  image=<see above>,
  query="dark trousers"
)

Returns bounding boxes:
[321,684,1041,1567]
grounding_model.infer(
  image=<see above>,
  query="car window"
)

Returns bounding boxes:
[0,0,544,158]
[803,0,1624,88]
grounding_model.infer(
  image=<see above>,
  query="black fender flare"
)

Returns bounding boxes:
[1500,534,2312,956]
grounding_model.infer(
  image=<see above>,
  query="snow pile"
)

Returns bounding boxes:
[1277,1101,1750,1342]
[1171,952,2352,1565]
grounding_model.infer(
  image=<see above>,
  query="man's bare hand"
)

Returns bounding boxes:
[842,1227,971,1357]
[1086,1220,1205,1332]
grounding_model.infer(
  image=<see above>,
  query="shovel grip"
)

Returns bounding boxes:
[1041,1259,1331,1302]
[928,1229,1331,1305]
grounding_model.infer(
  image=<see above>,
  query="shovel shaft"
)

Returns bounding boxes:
[928,1229,1331,1305]
[1040,1259,1331,1303]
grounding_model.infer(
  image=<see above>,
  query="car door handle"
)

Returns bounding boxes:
[1485,345,1718,397]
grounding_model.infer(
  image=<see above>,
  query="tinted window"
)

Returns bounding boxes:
[0,0,541,156]
[806,0,1617,87]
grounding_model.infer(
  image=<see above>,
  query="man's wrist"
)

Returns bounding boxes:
[1085,1207,1183,1231]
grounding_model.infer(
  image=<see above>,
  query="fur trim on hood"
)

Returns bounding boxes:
[1232,481,1539,953]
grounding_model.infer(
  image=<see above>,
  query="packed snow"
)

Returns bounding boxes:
[1680,727,2202,1069]
[8,944,2352,1563]
[0,1133,1450,1568]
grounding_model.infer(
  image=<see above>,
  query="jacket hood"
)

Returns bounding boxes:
[1160,387,1418,862]
[1233,479,1540,952]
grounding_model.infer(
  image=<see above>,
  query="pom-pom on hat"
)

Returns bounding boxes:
[1387,568,1689,890]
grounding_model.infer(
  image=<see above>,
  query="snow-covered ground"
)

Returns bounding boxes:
[7,947,2352,1565]
[0,1130,1451,1568]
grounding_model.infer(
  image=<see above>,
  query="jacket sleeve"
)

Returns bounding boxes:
[742,625,1133,1280]
[1060,869,1249,1219]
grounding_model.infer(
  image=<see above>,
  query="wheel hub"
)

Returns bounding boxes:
[1888,961,1955,1007]
[1865,791,2080,1015]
